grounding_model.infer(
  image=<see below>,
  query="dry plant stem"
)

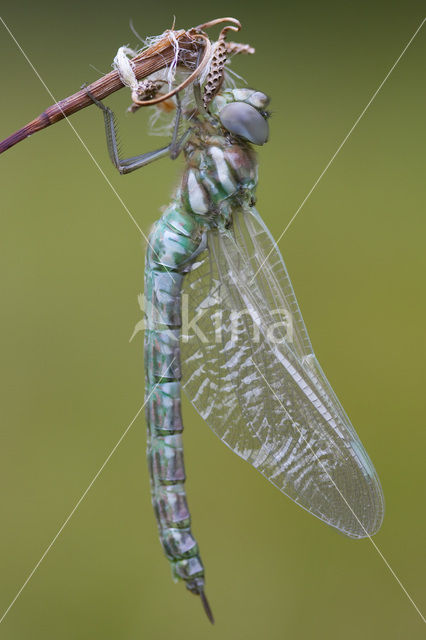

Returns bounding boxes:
[0,16,246,154]
[132,33,212,106]
[196,17,241,31]
[0,32,197,154]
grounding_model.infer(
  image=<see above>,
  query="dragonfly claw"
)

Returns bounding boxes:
[81,83,109,112]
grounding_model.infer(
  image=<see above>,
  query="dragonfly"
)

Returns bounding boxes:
[1,17,384,624]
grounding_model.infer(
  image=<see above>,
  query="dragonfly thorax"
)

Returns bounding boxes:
[180,133,258,223]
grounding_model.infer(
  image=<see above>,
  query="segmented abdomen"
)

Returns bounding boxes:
[144,204,205,595]
[144,136,258,603]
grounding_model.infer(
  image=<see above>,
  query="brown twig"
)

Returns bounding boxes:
[0,30,199,154]
[0,17,250,155]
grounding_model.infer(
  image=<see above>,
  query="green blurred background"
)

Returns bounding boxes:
[1,1,425,638]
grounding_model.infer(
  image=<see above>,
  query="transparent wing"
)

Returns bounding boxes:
[181,207,384,538]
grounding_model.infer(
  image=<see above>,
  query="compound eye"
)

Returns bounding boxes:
[219,102,269,145]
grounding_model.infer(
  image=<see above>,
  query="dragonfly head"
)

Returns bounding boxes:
[210,88,270,146]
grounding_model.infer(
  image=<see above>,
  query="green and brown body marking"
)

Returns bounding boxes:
[144,115,258,612]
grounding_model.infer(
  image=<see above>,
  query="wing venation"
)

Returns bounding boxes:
[181,207,384,538]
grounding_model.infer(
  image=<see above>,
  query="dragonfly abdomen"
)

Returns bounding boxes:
[144,208,208,598]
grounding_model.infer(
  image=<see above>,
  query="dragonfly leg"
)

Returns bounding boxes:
[193,80,207,115]
[83,86,187,174]
[193,45,209,116]
[169,91,191,160]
